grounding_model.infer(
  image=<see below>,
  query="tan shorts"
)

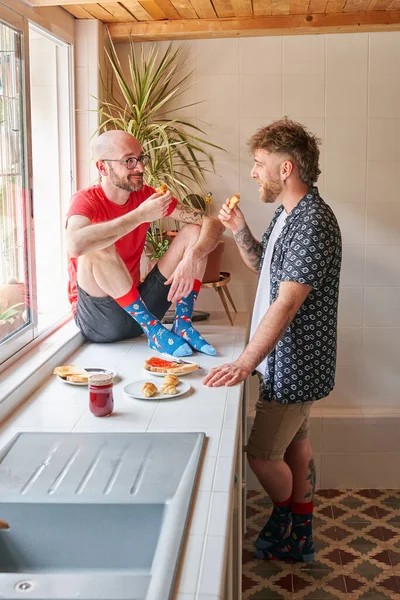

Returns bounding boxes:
[246,396,313,461]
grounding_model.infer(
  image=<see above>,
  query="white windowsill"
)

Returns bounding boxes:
[0,320,85,424]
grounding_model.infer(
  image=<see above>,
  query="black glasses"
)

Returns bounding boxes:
[102,155,150,169]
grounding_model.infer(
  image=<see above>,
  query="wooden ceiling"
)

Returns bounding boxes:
[28,0,400,41]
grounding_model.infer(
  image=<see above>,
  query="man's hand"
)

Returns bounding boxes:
[137,190,174,223]
[203,360,252,387]
[218,198,246,234]
[164,253,199,303]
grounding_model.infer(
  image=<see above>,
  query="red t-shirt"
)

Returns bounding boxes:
[66,184,177,314]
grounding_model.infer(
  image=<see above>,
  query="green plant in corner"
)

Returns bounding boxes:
[97,32,224,259]
[0,301,24,325]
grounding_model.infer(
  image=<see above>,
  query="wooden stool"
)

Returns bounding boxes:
[201,272,237,325]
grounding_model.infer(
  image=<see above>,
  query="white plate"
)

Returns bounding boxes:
[124,379,191,400]
[57,367,117,386]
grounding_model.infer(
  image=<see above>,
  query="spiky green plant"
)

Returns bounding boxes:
[98,32,223,201]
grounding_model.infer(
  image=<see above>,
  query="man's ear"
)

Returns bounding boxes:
[96,159,108,177]
[281,160,294,181]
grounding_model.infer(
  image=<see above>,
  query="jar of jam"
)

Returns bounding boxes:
[88,373,114,417]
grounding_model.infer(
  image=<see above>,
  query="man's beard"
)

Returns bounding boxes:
[108,164,143,192]
[260,177,283,204]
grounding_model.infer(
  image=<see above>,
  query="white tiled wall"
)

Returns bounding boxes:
[115,32,400,418]
[74,20,105,190]
[113,32,400,487]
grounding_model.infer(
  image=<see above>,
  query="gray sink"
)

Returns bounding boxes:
[0,432,205,600]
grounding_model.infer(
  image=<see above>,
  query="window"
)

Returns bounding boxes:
[0,13,33,363]
[28,24,74,333]
[0,5,74,366]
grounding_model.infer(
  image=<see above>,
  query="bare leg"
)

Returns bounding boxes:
[157,224,207,281]
[284,437,315,503]
[159,225,217,355]
[247,455,293,503]
[254,437,316,562]
[248,454,293,551]
[77,224,207,300]
[77,246,133,298]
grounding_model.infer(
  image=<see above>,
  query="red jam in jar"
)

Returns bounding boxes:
[88,373,114,417]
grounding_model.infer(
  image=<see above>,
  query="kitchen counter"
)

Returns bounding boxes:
[0,312,250,600]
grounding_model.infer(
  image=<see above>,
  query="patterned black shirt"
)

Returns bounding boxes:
[258,187,342,404]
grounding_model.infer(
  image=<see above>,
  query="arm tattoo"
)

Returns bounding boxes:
[175,203,204,225]
[255,315,292,366]
[305,457,316,502]
[233,225,262,271]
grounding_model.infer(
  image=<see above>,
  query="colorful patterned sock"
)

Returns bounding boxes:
[115,286,192,357]
[255,496,292,550]
[172,280,217,356]
[254,501,315,562]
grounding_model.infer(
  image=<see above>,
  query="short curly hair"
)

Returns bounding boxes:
[248,117,321,186]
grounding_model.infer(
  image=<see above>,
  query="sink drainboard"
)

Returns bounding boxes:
[0,432,205,600]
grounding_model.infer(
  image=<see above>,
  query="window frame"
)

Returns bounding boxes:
[0,5,36,364]
[0,4,76,369]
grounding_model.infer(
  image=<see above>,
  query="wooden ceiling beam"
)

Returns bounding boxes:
[106,10,400,39]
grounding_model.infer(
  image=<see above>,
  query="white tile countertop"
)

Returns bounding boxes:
[0,312,250,600]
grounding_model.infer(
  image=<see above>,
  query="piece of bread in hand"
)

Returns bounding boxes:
[53,365,88,378]
[144,356,198,375]
[141,382,158,398]
[163,374,180,386]
[156,183,168,194]
[228,193,240,210]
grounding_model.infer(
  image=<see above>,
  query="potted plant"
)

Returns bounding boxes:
[97,33,225,269]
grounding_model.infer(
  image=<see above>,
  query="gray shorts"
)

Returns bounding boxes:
[74,264,171,343]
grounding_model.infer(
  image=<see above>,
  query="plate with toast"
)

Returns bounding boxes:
[143,356,199,377]
[53,365,117,386]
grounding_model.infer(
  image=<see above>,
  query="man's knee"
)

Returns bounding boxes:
[247,453,276,475]
[176,223,201,242]
[285,437,312,463]
[89,244,118,264]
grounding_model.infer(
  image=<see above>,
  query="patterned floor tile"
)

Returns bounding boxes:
[354,560,385,581]
[302,590,338,600]
[247,588,288,599]
[388,549,400,568]
[358,588,393,599]
[243,489,400,600]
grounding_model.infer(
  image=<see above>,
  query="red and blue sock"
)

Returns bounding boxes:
[255,501,315,562]
[255,496,292,551]
[115,286,192,357]
[172,280,217,356]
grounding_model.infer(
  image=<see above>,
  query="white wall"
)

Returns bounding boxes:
[74,20,105,190]
[30,35,66,316]
[115,32,400,416]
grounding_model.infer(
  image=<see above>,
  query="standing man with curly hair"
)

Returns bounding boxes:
[204,118,342,562]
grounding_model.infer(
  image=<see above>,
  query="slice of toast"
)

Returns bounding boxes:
[165,362,198,375]
[53,365,88,378]
[144,356,198,375]
[65,374,89,383]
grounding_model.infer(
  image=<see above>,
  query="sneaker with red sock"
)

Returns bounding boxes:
[254,501,315,562]
[254,496,292,551]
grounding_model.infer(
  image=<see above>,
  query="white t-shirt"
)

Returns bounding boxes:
[249,209,288,377]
